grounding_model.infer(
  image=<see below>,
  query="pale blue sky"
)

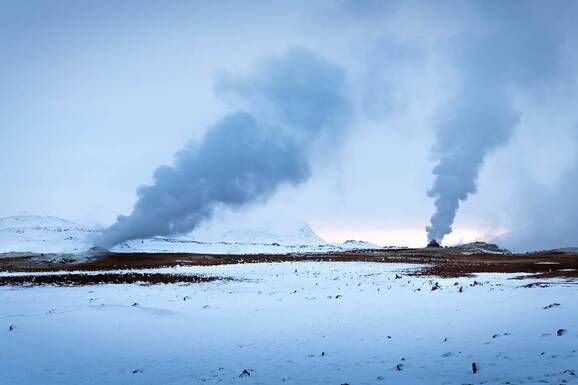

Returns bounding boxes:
[1,0,577,248]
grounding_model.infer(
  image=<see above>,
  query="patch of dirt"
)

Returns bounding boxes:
[1,248,577,281]
[0,272,228,287]
[405,251,578,279]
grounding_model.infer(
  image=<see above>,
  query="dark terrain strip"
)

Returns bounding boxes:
[0,272,228,286]
[1,248,577,280]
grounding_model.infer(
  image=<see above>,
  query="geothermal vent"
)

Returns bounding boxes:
[427,239,442,248]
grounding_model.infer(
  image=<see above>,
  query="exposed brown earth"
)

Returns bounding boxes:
[0,272,227,287]
[1,247,577,283]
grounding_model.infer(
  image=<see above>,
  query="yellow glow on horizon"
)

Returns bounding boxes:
[315,227,508,248]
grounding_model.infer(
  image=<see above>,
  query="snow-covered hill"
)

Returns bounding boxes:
[0,215,98,254]
[220,224,326,246]
[340,239,381,250]
[0,215,380,255]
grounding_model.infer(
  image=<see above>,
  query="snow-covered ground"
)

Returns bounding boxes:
[1,262,576,385]
[0,215,379,254]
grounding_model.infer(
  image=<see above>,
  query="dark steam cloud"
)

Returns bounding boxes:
[95,47,350,248]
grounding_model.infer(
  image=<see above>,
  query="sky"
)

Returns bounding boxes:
[1,0,577,249]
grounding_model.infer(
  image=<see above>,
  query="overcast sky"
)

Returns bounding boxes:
[1,0,577,248]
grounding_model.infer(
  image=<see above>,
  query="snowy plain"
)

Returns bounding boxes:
[1,262,576,385]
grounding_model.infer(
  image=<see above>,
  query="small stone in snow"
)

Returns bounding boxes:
[543,303,560,309]
[9,324,15,331]
[239,369,252,378]
[396,364,403,371]
[557,329,566,336]
[131,302,139,307]
[472,362,478,374]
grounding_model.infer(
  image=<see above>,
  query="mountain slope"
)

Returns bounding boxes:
[0,215,376,254]
[0,215,97,253]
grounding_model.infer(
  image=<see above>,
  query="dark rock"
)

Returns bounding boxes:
[239,369,252,378]
[557,329,566,336]
[455,241,509,253]
[427,239,441,248]
[472,362,478,374]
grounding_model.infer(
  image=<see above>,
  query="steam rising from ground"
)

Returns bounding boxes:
[426,1,561,243]
[95,47,349,248]
[496,133,578,251]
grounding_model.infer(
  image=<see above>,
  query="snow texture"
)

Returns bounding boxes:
[1,262,576,385]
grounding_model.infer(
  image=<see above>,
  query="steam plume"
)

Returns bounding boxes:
[495,131,578,251]
[426,1,560,243]
[96,47,349,248]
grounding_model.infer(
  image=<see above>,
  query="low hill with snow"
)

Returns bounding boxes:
[0,215,98,254]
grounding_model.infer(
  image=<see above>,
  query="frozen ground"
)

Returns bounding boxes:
[1,262,576,385]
